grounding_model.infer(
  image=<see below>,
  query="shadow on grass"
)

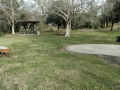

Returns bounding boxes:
[97,55,120,66]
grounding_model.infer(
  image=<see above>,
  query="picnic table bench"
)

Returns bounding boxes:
[0,46,10,56]
[20,29,32,34]
[54,30,66,35]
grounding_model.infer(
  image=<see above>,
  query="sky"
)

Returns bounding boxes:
[24,0,35,4]
[24,0,35,3]
[24,0,106,3]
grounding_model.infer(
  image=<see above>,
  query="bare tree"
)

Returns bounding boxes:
[48,0,103,37]
[88,1,101,30]
[33,0,49,32]
[34,0,103,37]
[49,0,84,37]
[0,0,24,34]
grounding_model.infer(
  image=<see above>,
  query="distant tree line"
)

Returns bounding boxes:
[0,0,120,37]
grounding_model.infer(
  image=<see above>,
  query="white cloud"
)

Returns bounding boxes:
[24,0,35,3]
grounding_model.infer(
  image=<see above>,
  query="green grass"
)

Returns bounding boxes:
[0,30,120,90]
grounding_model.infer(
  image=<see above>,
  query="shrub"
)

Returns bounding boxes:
[107,23,111,27]
[94,24,101,30]
[48,27,54,32]
[38,24,48,31]
[117,27,120,30]
[100,24,105,28]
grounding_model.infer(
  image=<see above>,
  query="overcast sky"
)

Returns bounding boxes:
[24,0,34,3]
[24,0,106,3]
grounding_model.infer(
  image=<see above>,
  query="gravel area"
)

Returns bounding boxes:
[65,44,120,66]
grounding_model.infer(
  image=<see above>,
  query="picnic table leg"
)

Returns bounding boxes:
[0,52,1,57]
[1,52,6,57]
[0,52,7,57]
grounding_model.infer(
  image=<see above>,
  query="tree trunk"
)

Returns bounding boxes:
[58,24,60,31]
[92,26,93,30]
[92,22,94,30]
[34,24,37,31]
[110,21,114,31]
[11,5,15,34]
[12,25,15,34]
[105,22,106,28]
[65,21,71,37]
[12,20,15,34]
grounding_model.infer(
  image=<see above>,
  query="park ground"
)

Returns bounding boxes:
[0,29,120,90]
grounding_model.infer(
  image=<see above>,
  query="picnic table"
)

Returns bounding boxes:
[0,46,10,56]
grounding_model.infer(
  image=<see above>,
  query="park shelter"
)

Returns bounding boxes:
[17,20,40,34]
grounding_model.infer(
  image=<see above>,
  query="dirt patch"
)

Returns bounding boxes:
[97,55,120,66]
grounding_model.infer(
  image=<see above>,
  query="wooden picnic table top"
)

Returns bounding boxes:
[0,46,9,49]
[0,46,10,53]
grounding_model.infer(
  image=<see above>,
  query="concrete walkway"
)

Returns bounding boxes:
[65,44,120,57]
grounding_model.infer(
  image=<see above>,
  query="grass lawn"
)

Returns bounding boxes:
[0,30,120,90]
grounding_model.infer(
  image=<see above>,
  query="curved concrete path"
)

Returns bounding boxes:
[65,44,120,57]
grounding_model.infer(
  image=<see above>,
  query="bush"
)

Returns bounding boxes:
[94,24,101,30]
[47,27,54,32]
[100,24,105,28]
[117,27,120,30]
[38,23,48,31]
[107,23,111,27]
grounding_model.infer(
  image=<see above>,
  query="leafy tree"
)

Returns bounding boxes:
[101,0,120,31]
[72,10,100,30]
[46,14,65,30]
[109,0,120,31]
[71,17,81,30]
